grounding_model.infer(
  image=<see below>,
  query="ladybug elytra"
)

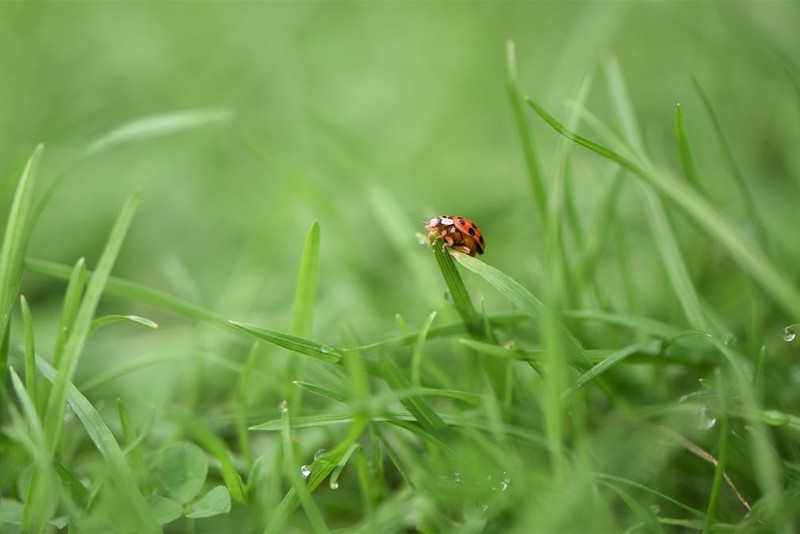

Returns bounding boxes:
[425,215,485,256]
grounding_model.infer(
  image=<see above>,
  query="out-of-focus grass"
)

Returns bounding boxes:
[2,2,800,532]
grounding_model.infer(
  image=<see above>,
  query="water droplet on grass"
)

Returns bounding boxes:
[279,400,288,413]
[783,326,796,342]
[300,465,311,479]
[696,405,717,430]
[329,480,339,490]
[314,448,327,460]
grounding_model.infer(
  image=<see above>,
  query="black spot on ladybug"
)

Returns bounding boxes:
[468,228,476,236]
[479,235,484,244]
[458,219,466,225]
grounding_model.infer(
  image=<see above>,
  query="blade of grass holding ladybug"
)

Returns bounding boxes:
[36,358,160,533]
[603,58,710,333]
[506,40,548,234]
[43,190,139,449]
[430,245,507,394]
[0,145,42,414]
[453,253,593,372]
[430,244,483,338]
[524,99,800,320]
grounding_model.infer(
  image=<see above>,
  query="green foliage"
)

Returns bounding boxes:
[1,4,800,533]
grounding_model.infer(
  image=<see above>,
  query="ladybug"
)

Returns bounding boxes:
[425,215,485,256]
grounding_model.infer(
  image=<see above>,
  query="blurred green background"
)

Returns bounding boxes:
[2,2,800,530]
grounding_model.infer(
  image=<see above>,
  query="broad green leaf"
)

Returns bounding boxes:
[186,486,231,519]
[146,494,183,525]
[159,442,208,503]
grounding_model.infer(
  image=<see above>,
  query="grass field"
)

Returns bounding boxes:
[2,3,800,532]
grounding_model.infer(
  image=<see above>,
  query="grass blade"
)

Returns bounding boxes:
[674,104,704,194]
[43,191,140,448]
[20,296,37,405]
[84,108,233,157]
[506,40,547,233]
[0,145,42,412]
[36,359,160,532]
[525,97,800,320]
[291,220,320,338]
[229,321,343,365]
[562,340,658,398]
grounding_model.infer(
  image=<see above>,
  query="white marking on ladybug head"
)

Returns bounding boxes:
[439,217,454,226]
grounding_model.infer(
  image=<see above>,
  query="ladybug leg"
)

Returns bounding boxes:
[454,245,473,255]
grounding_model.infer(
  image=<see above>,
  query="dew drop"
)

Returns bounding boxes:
[329,480,339,490]
[761,410,789,426]
[279,400,289,413]
[649,504,661,514]
[300,465,311,479]
[783,326,796,343]
[499,472,510,491]
[314,448,327,461]
[696,405,717,430]
[452,471,462,483]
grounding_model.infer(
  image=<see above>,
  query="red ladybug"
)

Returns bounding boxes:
[425,215,485,256]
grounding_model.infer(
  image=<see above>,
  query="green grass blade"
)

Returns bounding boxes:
[411,311,437,388]
[525,97,800,320]
[52,258,87,369]
[20,296,37,405]
[229,321,343,364]
[43,191,140,448]
[84,108,233,157]
[506,40,547,233]
[430,244,482,337]
[0,145,42,412]
[291,221,320,338]
[604,58,709,332]
[674,104,704,193]
[562,340,658,398]
[27,257,229,328]
[277,402,330,534]
[693,78,771,253]
[9,368,55,534]
[452,253,592,371]
[36,358,160,532]
[89,314,158,334]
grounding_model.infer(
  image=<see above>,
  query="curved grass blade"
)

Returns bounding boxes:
[20,296,37,404]
[36,358,160,533]
[0,145,42,411]
[229,321,343,365]
[506,40,547,233]
[562,340,658,398]
[43,191,139,448]
[525,97,800,320]
[411,311,437,388]
[453,252,592,371]
[90,314,158,334]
